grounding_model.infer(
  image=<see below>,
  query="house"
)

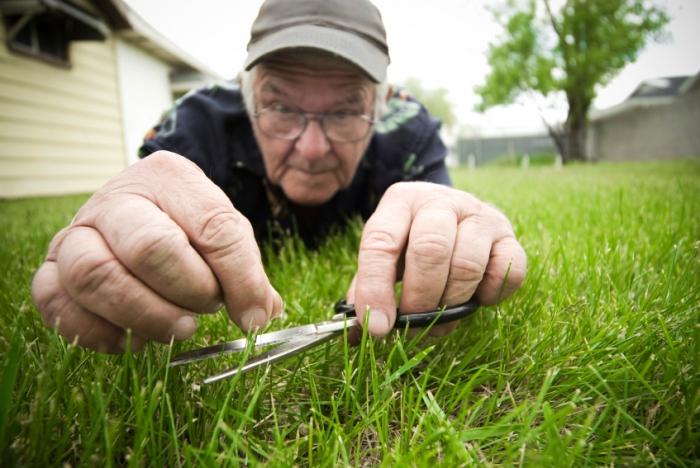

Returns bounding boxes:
[454,133,556,166]
[0,0,221,198]
[588,72,700,161]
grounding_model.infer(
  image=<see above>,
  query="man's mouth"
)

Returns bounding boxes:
[287,163,338,175]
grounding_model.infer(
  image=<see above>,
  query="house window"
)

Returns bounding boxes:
[1,0,108,68]
[4,12,70,66]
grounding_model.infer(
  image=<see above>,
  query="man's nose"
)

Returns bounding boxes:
[295,119,330,160]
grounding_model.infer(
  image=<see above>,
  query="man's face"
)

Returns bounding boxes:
[251,57,376,206]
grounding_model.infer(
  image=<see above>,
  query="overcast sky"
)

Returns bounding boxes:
[124,0,700,136]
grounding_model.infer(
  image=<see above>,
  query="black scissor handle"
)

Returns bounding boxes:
[334,299,479,328]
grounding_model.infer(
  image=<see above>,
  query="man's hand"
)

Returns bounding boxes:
[347,182,526,337]
[32,151,282,353]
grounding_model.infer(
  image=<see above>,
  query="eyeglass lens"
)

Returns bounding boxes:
[258,108,371,142]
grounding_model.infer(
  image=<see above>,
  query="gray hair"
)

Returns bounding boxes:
[240,66,388,124]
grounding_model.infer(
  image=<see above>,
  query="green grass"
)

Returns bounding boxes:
[1,160,699,466]
[481,152,557,167]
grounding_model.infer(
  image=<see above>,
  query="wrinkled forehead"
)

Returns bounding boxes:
[254,50,375,104]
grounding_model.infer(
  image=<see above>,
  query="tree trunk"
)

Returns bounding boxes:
[544,122,567,160]
[562,92,591,162]
[564,118,586,162]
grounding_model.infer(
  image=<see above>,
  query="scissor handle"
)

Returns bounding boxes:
[334,299,479,328]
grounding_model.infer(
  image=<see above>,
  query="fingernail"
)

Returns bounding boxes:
[242,307,269,330]
[271,291,284,319]
[170,316,197,341]
[368,309,390,336]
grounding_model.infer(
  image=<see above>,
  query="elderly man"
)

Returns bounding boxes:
[31,0,526,353]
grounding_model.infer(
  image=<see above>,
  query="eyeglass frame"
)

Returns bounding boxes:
[253,104,377,143]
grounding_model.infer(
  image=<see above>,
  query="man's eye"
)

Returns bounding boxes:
[270,104,294,114]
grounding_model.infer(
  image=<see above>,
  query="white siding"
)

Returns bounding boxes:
[0,23,127,198]
[115,38,172,166]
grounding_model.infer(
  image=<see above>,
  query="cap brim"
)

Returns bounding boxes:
[245,24,388,82]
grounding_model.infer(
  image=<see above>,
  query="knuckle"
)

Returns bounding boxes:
[384,181,437,202]
[197,209,253,258]
[65,250,122,298]
[409,233,453,267]
[385,181,409,198]
[129,223,188,271]
[509,268,527,289]
[143,150,194,172]
[32,265,68,328]
[480,258,527,303]
[490,240,527,284]
[482,203,513,231]
[144,150,175,165]
[35,289,64,329]
[360,228,402,257]
[69,320,102,347]
[449,256,486,284]
[499,261,527,288]
[39,298,61,328]
[236,272,270,303]
[137,151,204,185]
[123,310,156,339]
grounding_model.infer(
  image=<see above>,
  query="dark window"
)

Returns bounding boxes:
[2,0,108,68]
[3,12,71,66]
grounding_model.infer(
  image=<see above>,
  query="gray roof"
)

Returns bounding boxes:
[628,76,689,99]
[590,71,700,121]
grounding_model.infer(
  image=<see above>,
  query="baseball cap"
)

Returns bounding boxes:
[244,0,390,83]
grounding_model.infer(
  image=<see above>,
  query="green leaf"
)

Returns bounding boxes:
[0,329,23,452]
[381,345,434,388]
[474,0,670,159]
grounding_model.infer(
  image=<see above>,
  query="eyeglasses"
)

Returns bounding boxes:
[254,104,375,143]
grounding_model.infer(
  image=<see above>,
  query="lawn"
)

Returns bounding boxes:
[1,161,698,466]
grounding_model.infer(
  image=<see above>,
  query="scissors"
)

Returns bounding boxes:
[169,299,479,384]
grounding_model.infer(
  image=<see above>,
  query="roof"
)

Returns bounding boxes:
[679,73,700,94]
[91,0,222,81]
[628,76,689,98]
[590,71,700,121]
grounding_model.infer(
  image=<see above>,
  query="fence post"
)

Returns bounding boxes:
[521,153,530,169]
[554,154,563,168]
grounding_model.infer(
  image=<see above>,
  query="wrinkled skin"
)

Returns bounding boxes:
[251,56,377,206]
[32,57,526,353]
[32,152,284,352]
[347,181,526,337]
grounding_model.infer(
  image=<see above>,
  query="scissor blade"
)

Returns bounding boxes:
[203,331,340,384]
[169,317,358,367]
[168,324,315,367]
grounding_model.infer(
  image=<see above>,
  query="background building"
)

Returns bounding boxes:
[454,134,556,166]
[587,72,700,161]
[0,0,220,198]
[455,72,700,166]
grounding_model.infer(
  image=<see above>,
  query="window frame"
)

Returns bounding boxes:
[1,1,108,68]
[4,11,72,68]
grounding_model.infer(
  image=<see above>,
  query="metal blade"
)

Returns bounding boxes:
[203,331,341,384]
[169,317,358,367]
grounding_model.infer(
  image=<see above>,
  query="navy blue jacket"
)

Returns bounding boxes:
[140,82,450,246]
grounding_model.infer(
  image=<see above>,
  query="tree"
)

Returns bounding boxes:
[475,0,669,162]
[403,77,457,131]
